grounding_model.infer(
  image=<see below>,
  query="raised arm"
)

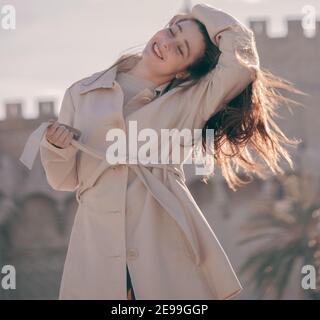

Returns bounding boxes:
[189,3,260,122]
[39,87,79,191]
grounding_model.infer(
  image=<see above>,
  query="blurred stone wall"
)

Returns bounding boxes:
[0,17,319,299]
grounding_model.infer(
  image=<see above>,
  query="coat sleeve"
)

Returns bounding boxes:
[190,3,260,122]
[39,87,79,191]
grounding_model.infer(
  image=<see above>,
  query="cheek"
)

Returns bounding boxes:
[143,54,165,73]
[161,54,182,71]
[143,53,170,71]
[162,60,178,73]
[142,44,182,74]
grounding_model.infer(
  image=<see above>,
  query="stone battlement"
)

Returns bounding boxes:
[0,17,319,122]
[249,18,320,39]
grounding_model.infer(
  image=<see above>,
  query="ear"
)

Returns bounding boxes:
[176,71,190,79]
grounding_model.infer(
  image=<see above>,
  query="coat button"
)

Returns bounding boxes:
[127,248,139,260]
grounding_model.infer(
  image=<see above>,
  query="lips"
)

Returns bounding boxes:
[152,41,164,60]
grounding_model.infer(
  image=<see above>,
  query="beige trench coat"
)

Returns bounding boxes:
[19,3,259,300]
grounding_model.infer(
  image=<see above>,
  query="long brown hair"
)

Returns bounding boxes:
[106,18,307,191]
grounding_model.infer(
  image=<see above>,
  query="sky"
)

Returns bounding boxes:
[0,0,319,119]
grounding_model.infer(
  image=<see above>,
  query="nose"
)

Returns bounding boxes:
[162,39,174,52]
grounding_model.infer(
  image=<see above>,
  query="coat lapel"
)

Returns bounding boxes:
[79,56,171,97]
[79,65,118,94]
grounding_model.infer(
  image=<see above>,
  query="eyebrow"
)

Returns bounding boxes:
[176,22,190,59]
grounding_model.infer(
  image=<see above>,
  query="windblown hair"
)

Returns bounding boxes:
[106,18,307,191]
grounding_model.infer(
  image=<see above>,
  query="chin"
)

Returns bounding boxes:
[141,46,156,65]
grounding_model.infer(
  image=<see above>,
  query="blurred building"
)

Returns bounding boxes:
[0,14,319,299]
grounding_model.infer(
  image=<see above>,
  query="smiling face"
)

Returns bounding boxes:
[142,19,206,81]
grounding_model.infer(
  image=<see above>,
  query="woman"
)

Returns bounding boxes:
[20,3,303,300]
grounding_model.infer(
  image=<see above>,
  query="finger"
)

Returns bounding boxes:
[59,132,73,148]
[169,14,183,26]
[64,132,74,146]
[48,126,66,144]
[168,17,176,26]
[46,134,58,146]
[55,127,69,144]
[47,121,56,135]
[170,14,191,26]
[46,126,57,140]
[47,124,63,140]
[47,121,60,136]
[54,130,69,147]
[168,15,178,26]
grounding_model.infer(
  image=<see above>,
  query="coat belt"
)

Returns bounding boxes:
[19,121,201,266]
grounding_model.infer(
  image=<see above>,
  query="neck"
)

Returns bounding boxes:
[128,60,173,87]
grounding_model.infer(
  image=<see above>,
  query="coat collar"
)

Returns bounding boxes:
[79,65,118,94]
[79,61,171,97]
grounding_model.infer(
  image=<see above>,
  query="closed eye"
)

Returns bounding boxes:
[168,27,184,56]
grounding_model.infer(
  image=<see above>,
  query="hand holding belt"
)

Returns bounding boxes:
[19,121,201,266]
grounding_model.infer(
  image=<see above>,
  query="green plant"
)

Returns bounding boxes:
[238,171,320,299]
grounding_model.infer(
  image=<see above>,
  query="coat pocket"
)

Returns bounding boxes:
[75,201,123,258]
[78,183,124,215]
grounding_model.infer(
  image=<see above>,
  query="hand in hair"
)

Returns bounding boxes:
[168,13,194,27]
